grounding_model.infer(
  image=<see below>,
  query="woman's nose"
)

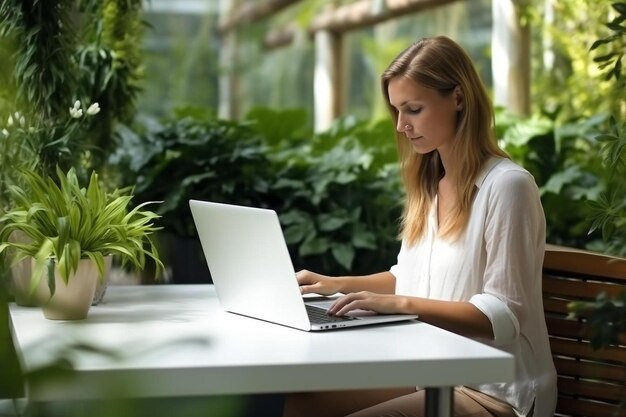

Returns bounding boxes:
[397,120,410,132]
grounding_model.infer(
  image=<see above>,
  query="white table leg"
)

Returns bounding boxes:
[425,386,453,417]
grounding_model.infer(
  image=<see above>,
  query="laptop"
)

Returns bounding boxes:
[189,200,418,331]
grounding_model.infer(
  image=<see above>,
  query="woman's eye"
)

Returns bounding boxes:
[407,108,422,114]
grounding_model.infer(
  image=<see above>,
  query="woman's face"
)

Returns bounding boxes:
[388,76,460,156]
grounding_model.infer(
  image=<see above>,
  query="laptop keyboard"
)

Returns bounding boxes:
[305,304,356,324]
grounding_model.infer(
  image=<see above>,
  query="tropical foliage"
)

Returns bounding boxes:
[0,101,102,211]
[260,113,402,274]
[585,2,626,255]
[116,107,401,276]
[567,2,626,362]
[114,108,273,238]
[0,0,145,193]
[530,0,623,121]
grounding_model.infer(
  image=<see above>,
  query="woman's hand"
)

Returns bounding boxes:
[296,270,343,296]
[328,291,409,316]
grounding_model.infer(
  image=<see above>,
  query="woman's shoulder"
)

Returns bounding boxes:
[477,158,541,208]
[480,157,536,189]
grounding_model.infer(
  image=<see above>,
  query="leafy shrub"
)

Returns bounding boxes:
[115,108,404,277]
[264,116,403,275]
[122,109,273,238]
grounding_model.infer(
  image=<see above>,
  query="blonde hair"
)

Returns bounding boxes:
[381,36,507,244]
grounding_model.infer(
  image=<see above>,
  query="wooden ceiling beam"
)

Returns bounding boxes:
[309,0,460,33]
[219,0,303,34]
[263,0,461,50]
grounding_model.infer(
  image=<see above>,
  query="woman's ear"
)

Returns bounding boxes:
[454,86,464,111]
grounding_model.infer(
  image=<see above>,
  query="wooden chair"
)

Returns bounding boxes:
[543,245,626,417]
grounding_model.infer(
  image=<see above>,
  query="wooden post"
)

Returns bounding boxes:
[218,0,240,119]
[314,29,344,133]
[491,0,531,116]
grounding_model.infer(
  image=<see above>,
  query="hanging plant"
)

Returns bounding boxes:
[0,0,78,122]
[0,0,147,200]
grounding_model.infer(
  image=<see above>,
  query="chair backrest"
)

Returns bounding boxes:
[543,244,626,417]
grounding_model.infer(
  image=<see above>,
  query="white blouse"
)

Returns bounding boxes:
[389,157,557,417]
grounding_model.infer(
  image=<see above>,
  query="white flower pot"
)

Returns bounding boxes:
[8,231,47,306]
[41,258,99,320]
[10,256,48,306]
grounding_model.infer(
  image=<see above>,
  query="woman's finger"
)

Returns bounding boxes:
[334,299,370,316]
[328,292,368,314]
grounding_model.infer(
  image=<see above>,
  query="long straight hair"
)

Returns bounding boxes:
[381,36,508,244]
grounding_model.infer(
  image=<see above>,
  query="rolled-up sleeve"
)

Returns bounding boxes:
[470,293,520,346]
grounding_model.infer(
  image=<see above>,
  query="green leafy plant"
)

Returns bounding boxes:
[0,0,77,122]
[0,101,102,200]
[0,111,37,212]
[0,167,163,295]
[586,2,626,255]
[124,110,273,239]
[588,117,626,252]
[110,107,404,277]
[569,291,626,349]
[264,115,403,275]
[567,6,626,403]
[530,0,623,122]
[590,2,626,87]
[0,0,146,189]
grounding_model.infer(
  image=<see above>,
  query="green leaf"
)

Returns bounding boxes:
[613,2,626,15]
[299,237,330,256]
[317,213,350,232]
[614,55,622,79]
[593,52,617,62]
[590,38,613,51]
[331,244,355,271]
[283,223,311,244]
[352,231,377,249]
[540,166,584,195]
[279,210,310,226]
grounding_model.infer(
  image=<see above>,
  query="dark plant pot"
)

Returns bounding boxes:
[166,234,212,284]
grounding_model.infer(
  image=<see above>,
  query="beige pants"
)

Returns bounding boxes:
[346,386,516,417]
[283,386,517,417]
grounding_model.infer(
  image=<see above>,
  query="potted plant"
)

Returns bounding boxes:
[0,166,163,320]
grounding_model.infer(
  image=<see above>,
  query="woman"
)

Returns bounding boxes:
[283,36,556,417]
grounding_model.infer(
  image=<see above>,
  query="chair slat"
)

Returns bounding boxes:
[557,376,626,402]
[556,396,626,417]
[544,245,626,282]
[543,276,624,299]
[553,357,626,383]
[546,317,589,340]
[543,298,571,315]
[550,338,626,363]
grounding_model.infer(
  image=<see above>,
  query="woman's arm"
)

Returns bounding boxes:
[328,293,494,340]
[297,270,396,296]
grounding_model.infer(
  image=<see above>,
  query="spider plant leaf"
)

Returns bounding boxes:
[47,259,56,298]
[57,239,81,285]
[30,238,54,296]
[56,216,70,252]
[85,251,106,281]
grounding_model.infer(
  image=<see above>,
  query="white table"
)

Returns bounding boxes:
[9,285,515,416]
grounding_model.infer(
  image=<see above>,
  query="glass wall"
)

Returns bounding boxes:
[139,1,220,118]
[138,0,492,125]
[346,0,493,121]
